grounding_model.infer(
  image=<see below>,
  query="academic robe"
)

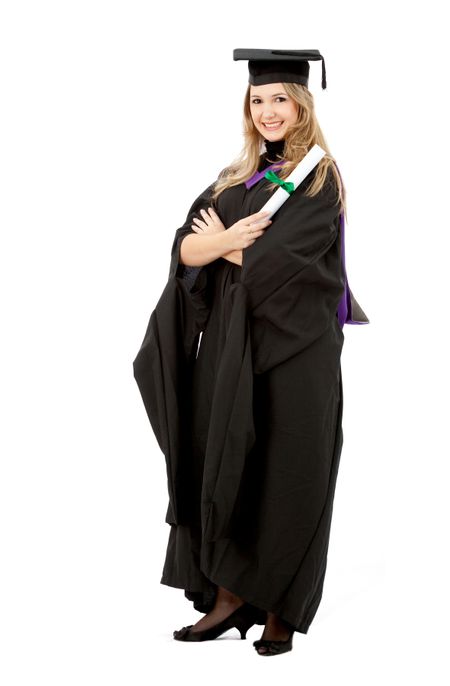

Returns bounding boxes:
[133,154,369,633]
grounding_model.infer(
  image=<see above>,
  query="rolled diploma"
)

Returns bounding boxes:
[257,143,327,219]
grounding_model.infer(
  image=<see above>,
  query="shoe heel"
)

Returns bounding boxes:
[234,607,258,639]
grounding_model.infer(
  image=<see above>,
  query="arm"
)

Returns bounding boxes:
[221,249,243,267]
[179,231,235,267]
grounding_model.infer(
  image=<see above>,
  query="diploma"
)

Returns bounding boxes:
[258,143,326,218]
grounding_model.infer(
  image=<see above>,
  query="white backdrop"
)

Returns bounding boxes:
[1,0,449,683]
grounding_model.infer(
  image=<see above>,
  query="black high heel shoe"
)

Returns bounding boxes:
[173,602,260,642]
[253,629,295,656]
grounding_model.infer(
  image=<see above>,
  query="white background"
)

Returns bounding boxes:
[1,0,449,683]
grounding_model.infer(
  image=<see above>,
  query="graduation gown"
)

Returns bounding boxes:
[133,150,369,634]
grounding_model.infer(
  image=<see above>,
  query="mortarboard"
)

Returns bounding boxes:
[233,48,327,90]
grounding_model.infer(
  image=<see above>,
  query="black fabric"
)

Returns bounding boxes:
[133,155,346,634]
[233,48,327,89]
[263,136,286,162]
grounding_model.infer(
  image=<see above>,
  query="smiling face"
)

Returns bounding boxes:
[249,83,299,140]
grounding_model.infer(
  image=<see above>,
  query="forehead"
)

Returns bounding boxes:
[250,83,287,97]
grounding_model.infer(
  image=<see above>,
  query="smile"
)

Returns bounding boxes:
[263,121,283,129]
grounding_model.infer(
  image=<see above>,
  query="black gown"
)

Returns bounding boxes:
[134,139,361,634]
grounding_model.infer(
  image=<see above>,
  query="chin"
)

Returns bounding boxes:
[261,127,285,137]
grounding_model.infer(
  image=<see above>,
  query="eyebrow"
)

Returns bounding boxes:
[250,92,287,98]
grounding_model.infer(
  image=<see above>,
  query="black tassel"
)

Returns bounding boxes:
[321,56,327,90]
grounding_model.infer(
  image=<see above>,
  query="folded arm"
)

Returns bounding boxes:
[221,249,243,267]
[179,231,237,267]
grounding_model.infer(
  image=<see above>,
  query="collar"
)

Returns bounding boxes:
[264,137,286,162]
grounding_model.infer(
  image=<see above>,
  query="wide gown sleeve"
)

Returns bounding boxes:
[241,166,346,373]
[133,179,219,526]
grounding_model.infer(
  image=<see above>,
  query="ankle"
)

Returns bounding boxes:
[215,586,244,606]
[214,597,244,611]
[263,614,292,635]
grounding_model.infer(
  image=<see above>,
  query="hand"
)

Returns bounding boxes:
[225,211,272,251]
[191,207,226,235]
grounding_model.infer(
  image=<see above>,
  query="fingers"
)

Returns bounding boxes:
[200,207,218,219]
[191,217,205,231]
[198,209,212,224]
[249,218,272,227]
[249,210,271,219]
[197,208,217,226]
[192,208,222,232]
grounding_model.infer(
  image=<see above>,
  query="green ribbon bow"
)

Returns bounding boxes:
[264,169,295,195]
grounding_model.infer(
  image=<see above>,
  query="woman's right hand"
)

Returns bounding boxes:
[225,211,272,250]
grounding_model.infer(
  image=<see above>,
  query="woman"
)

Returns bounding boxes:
[133,48,369,657]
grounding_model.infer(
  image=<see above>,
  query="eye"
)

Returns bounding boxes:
[251,96,286,104]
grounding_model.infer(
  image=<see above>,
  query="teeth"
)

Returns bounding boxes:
[263,122,283,129]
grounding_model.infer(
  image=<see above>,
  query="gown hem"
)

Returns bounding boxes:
[160,568,314,634]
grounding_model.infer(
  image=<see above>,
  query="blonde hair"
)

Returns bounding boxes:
[210,82,347,220]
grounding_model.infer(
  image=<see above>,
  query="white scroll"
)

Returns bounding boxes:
[258,143,326,218]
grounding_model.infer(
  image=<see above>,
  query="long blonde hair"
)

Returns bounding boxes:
[211,82,347,219]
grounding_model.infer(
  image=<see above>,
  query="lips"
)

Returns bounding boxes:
[263,121,283,129]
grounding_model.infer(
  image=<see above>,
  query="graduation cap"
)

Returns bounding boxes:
[233,48,327,90]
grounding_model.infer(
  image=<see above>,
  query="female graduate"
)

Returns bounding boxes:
[133,48,369,657]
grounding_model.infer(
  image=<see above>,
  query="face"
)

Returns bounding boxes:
[249,83,299,140]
